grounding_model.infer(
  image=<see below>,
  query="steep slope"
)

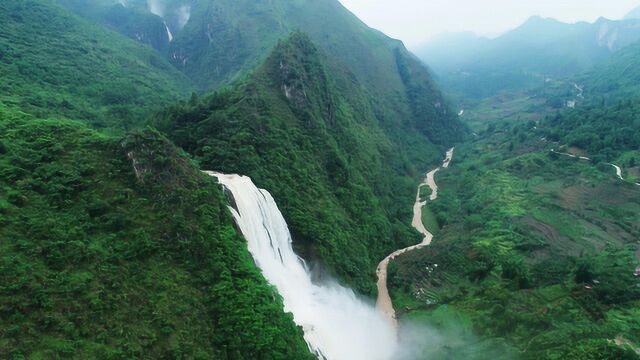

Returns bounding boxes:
[417,16,640,99]
[579,42,640,100]
[0,0,193,130]
[177,0,465,143]
[625,5,640,20]
[388,126,640,359]
[0,106,313,359]
[57,0,193,54]
[57,0,174,54]
[539,41,640,165]
[67,0,464,145]
[153,33,460,292]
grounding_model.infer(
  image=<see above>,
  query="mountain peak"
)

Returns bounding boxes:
[624,5,640,19]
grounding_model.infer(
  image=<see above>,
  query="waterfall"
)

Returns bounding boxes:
[207,172,397,360]
[164,22,174,42]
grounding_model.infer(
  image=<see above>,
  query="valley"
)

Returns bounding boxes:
[1,0,639,359]
[376,148,454,326]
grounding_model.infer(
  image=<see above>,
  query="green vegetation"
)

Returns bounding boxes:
[389,120,640,359]
[57,0,174,54]
[0,106,313,359]
[152,33,465,293]
[0,0,467,356]
[0,0,192,130]
[543,101,640,162]
[109,0,468,146]
[421,205,440,236]
[418,16,640,100]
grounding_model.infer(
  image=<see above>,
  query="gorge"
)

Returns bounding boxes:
[207,172,397,360]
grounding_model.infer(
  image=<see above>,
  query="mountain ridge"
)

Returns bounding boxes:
[416,14,640,98]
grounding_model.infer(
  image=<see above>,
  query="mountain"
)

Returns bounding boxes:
[579,41,640,100]
[0,0,466,356]
[625,5,640,20]
[416,15,640,99]
[58,0,464,146]
[57,0,174,54]
[0,0,193,130]
[539,39,640,164]
[57,0,192,54]
[0,105,313,358]
[153,33,463,292]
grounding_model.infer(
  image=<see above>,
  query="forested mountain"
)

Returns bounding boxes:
[53,0,467,289]
[540,38,640,165]
[56,0,176,54]
[0,106,314,358]
[417,15,640,98]
[0,0,193,130]
[153,33,461,292]
[0,0,468,358]
[58,0,465,148]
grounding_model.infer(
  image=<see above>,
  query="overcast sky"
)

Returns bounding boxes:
[338,0,640,48]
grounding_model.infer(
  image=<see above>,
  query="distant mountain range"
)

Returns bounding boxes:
[416,13,640,99]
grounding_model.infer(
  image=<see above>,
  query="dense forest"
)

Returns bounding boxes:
[2,0,639,358]
[543,101,640,163]
[0,105,314,358]
[0,0,465,357]
[0,0,192,130]
[152,33,462,292]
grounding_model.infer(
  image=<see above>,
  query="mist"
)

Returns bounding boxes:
[338,0,640,46]
[147,0,165,17]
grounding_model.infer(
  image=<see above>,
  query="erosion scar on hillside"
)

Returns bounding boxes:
[376,148,455,327]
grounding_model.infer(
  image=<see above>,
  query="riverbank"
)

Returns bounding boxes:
[376,148,454,326]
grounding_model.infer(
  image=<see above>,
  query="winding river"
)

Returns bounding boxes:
[376,148,455,326]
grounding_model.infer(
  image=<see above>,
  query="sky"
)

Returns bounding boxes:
[338,0,640,48]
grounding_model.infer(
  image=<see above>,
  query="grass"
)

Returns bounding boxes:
[421,204,440,235]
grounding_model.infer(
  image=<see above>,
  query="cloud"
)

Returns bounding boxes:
[147,0,165,17]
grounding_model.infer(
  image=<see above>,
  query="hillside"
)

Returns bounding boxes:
[58,0,465,147]
[518,34,640,166]
[388,117,640,359]
[0,105,313,358]
[417,16,640,99]
[391,12,640,357]
[152,33,462,292]
[0,0,193,130]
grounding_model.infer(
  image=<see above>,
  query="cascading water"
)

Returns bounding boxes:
[206,172,397,360]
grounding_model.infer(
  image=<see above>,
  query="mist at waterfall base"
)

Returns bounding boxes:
[207,172,503,359]
[209,172,397,359]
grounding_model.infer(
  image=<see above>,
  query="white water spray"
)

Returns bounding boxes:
[206,172,397,360]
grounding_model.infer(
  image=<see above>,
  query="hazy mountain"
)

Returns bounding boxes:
[58,0,192,54]
[58,0,465,144]
[0,0,193,129]
[416,15,640,99]
[624,5,640,20]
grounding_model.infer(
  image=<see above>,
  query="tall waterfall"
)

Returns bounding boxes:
[207,172,397,360]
